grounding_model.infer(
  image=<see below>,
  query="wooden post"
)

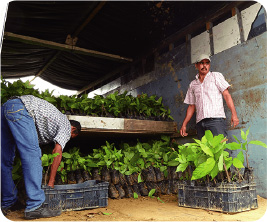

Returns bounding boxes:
[232,7,245,43]
[185,34,191,65]
[206,22,214,56]
[169,43,174,51]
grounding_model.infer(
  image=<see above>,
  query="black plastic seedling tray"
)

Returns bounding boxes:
[42,180,109,211]
[178,181,258,213]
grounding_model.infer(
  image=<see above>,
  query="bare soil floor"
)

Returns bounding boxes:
[3,195,267,221]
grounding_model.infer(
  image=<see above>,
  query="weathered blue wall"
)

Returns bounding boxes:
[134,32,267,197]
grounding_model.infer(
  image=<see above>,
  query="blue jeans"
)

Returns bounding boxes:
[1,99,45,212]
[196,118,227,140]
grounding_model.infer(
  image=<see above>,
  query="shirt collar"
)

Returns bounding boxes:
[195,71,211,82]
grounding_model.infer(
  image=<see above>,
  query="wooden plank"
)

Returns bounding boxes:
[4,32,133,62]
[67,115,124,130]
[124,119,177,133]
[67,115,177,134]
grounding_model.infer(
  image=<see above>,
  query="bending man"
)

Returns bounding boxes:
[1,95,81,219]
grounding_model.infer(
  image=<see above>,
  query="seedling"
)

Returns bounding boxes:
[41,153,60,185]
[133,192,139,199]
[148,189,156,198]
[226,128,267,169]
[157,197,165,203]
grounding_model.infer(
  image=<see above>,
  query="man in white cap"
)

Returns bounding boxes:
[180,54,239,139]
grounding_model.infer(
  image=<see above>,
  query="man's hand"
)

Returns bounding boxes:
[47,143,62,188]
[223,89,239,128]
[180,105,195,137]
[231,115,239,128]
[180,125,188,137]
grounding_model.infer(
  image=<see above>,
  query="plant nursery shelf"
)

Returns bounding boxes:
[67,115,177,135]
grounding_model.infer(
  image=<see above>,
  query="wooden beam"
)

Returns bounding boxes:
[72,1,106,37]
[31,2,108,82]
[4,32,132,62]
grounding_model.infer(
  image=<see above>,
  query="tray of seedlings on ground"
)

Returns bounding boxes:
[176,129,267,213]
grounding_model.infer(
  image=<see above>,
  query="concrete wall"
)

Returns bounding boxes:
[89,3,267,197]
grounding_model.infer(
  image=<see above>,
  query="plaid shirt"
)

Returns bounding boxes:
[184,71,230,123]
[19,95,71,149]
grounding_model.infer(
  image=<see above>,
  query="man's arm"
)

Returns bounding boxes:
[47,143,62,188]
[180,104,195,137]
[223,89,239,127]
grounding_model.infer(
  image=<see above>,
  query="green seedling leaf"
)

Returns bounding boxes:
[218,153,224,171]
[237,151,244,164]
[249,140,267,148]
[157,197,165,203]
[205,130,213,142]
[167,160,179,166]
[232,135,241,143]
[210,164,219,179]
[242,142,247,150]
[102,212,112,215]
[245,128,250,138]
[41,154,49,166]
[233,158,244,168]
[52,153,60,158]
[160,165,167,172]
[200,144,214,157]
[137,173,143,183]
[225,142,241,150]
[191,158,215,180]
[241,129,247,141]
[176,162,188,172]
[212,134,225,148]
[133,192,138,199]
[62,153,72,158]
[148,189,156,198]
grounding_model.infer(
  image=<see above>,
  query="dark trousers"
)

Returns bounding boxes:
[196,118,227,140]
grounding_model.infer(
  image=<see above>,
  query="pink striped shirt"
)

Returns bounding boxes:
[184,71,230,123]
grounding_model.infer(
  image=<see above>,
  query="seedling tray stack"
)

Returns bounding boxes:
[178,181,258,213]
[42,180,109,211]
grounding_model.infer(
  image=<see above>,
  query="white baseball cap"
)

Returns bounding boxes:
[196,54,211,63]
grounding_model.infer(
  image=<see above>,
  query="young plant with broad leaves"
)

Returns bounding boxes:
[176,130,233,182]
[225,128,267,169]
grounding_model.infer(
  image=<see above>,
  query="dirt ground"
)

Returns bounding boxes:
[3,195,267,221]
